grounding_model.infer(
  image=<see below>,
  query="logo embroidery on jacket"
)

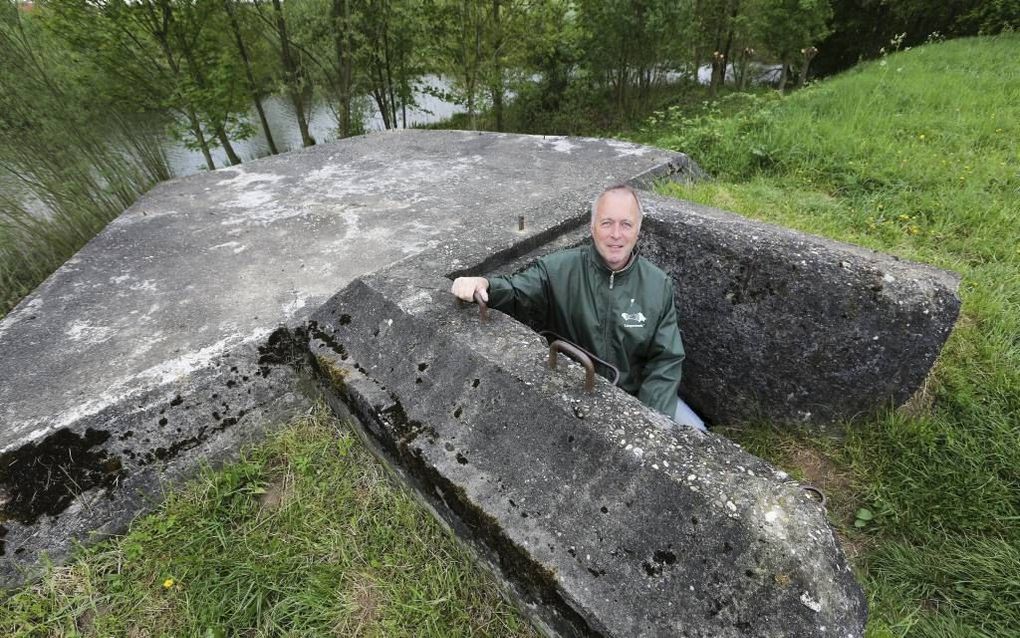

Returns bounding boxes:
[621,298,646,328]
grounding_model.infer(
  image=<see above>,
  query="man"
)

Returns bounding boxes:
[451,184,703,429]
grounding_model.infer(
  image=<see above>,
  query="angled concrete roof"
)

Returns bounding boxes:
[0,131,683,448]
[0,130,697,585]
[0,128,966,635]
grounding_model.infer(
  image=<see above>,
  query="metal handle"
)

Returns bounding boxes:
[473,291,488,323]
[802,485,827,508]
[549,340,595,393]
[539,331,621,386]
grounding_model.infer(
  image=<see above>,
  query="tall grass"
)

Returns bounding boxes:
[0,4,169,318]
[0,407,537,636]
[629,34,1020,636]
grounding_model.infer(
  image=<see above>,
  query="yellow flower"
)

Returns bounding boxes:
[163,578,175,589]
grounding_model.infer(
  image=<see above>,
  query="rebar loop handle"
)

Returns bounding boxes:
[539,331,621,386]
[801,485,827,508]
[549,340,596,393]
[473,291,488,323]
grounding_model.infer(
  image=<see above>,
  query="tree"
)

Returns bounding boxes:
[256,0,316,146]
[43,0,255,170]
[223,0,278,154]
[577,0,693,114]
[436,0,489,128]
[747,0,832,91]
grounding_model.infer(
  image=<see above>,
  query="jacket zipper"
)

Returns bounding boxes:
[609,271,615,289]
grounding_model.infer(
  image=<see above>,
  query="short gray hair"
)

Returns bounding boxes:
[591,183,644,224]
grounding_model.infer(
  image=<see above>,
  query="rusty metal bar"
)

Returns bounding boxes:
[549,340,596,393]
[802,485,827,508]
[473,290,488,323]
[539,331,621,386]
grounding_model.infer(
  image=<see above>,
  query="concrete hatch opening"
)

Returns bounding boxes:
[306,189,957,635]
[454,195,959,429]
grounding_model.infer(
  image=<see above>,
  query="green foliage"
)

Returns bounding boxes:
[0,3,167,318]
[745,0,832,64]
[575,0,694,115]
[632,34,1020,635]
[815,0,1020,76]
[0,407,537,637]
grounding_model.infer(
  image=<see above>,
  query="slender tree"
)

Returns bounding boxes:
[224,0,278,154]
[264,0,315,146]
[747,0,831,92]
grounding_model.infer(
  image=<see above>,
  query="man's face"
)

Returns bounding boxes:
[591,189,641,271]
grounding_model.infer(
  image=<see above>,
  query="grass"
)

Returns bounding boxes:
[2,33,1017,638]
[627,34,1020,637]
[0,406,537,637]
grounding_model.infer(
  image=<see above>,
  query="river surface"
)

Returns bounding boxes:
[0,76,463,217]
[167,75,463,176]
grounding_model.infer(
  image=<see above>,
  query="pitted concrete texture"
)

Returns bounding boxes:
[639,194,961,424]
[307,256,868,636]
[0,130,695,585]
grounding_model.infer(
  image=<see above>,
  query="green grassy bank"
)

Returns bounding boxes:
[0,407,536,637]
[628,35,1019,636]
[2,34,1016,638]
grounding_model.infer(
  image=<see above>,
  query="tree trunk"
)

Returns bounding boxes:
[148,3,216,169]
[778,58,790,92]
[490,0,503,131]
[710,50,724,97]
[383,21,397,129]
[224,0,277,154]
[187,108,216,171]
[272,0,314,146]
[798,46,818,87]
[179,31,242,165]
[214,125,241,165]
[331,0,354,137]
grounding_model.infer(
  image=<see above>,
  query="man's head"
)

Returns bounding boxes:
[590,184,643,271]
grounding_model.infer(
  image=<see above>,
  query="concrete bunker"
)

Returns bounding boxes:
[0,130,961,635]
[304,192,957,636]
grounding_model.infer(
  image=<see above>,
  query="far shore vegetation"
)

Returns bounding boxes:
[1,0,1018,634]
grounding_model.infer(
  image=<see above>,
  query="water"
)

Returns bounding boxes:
[166,75,463,177]
[0,76,463,225]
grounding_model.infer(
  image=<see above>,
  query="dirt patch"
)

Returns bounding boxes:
[258,475,291,512]
[335,573,383,636]
[75,607,96,635]
[781,442,874,561]
[899,368,937,418]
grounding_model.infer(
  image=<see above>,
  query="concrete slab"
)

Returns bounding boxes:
[1,129,959,635]
[639,194,961,424]
[0,130,694,585]
[305,246,868,636]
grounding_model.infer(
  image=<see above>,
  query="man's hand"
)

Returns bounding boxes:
[451,276,489,303]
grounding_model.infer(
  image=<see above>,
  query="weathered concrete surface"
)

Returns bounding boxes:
[307,252,868,636]
[0,130,694,585]
[639,194,961,425]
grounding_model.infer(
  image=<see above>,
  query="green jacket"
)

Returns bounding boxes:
[487,242,684,416]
